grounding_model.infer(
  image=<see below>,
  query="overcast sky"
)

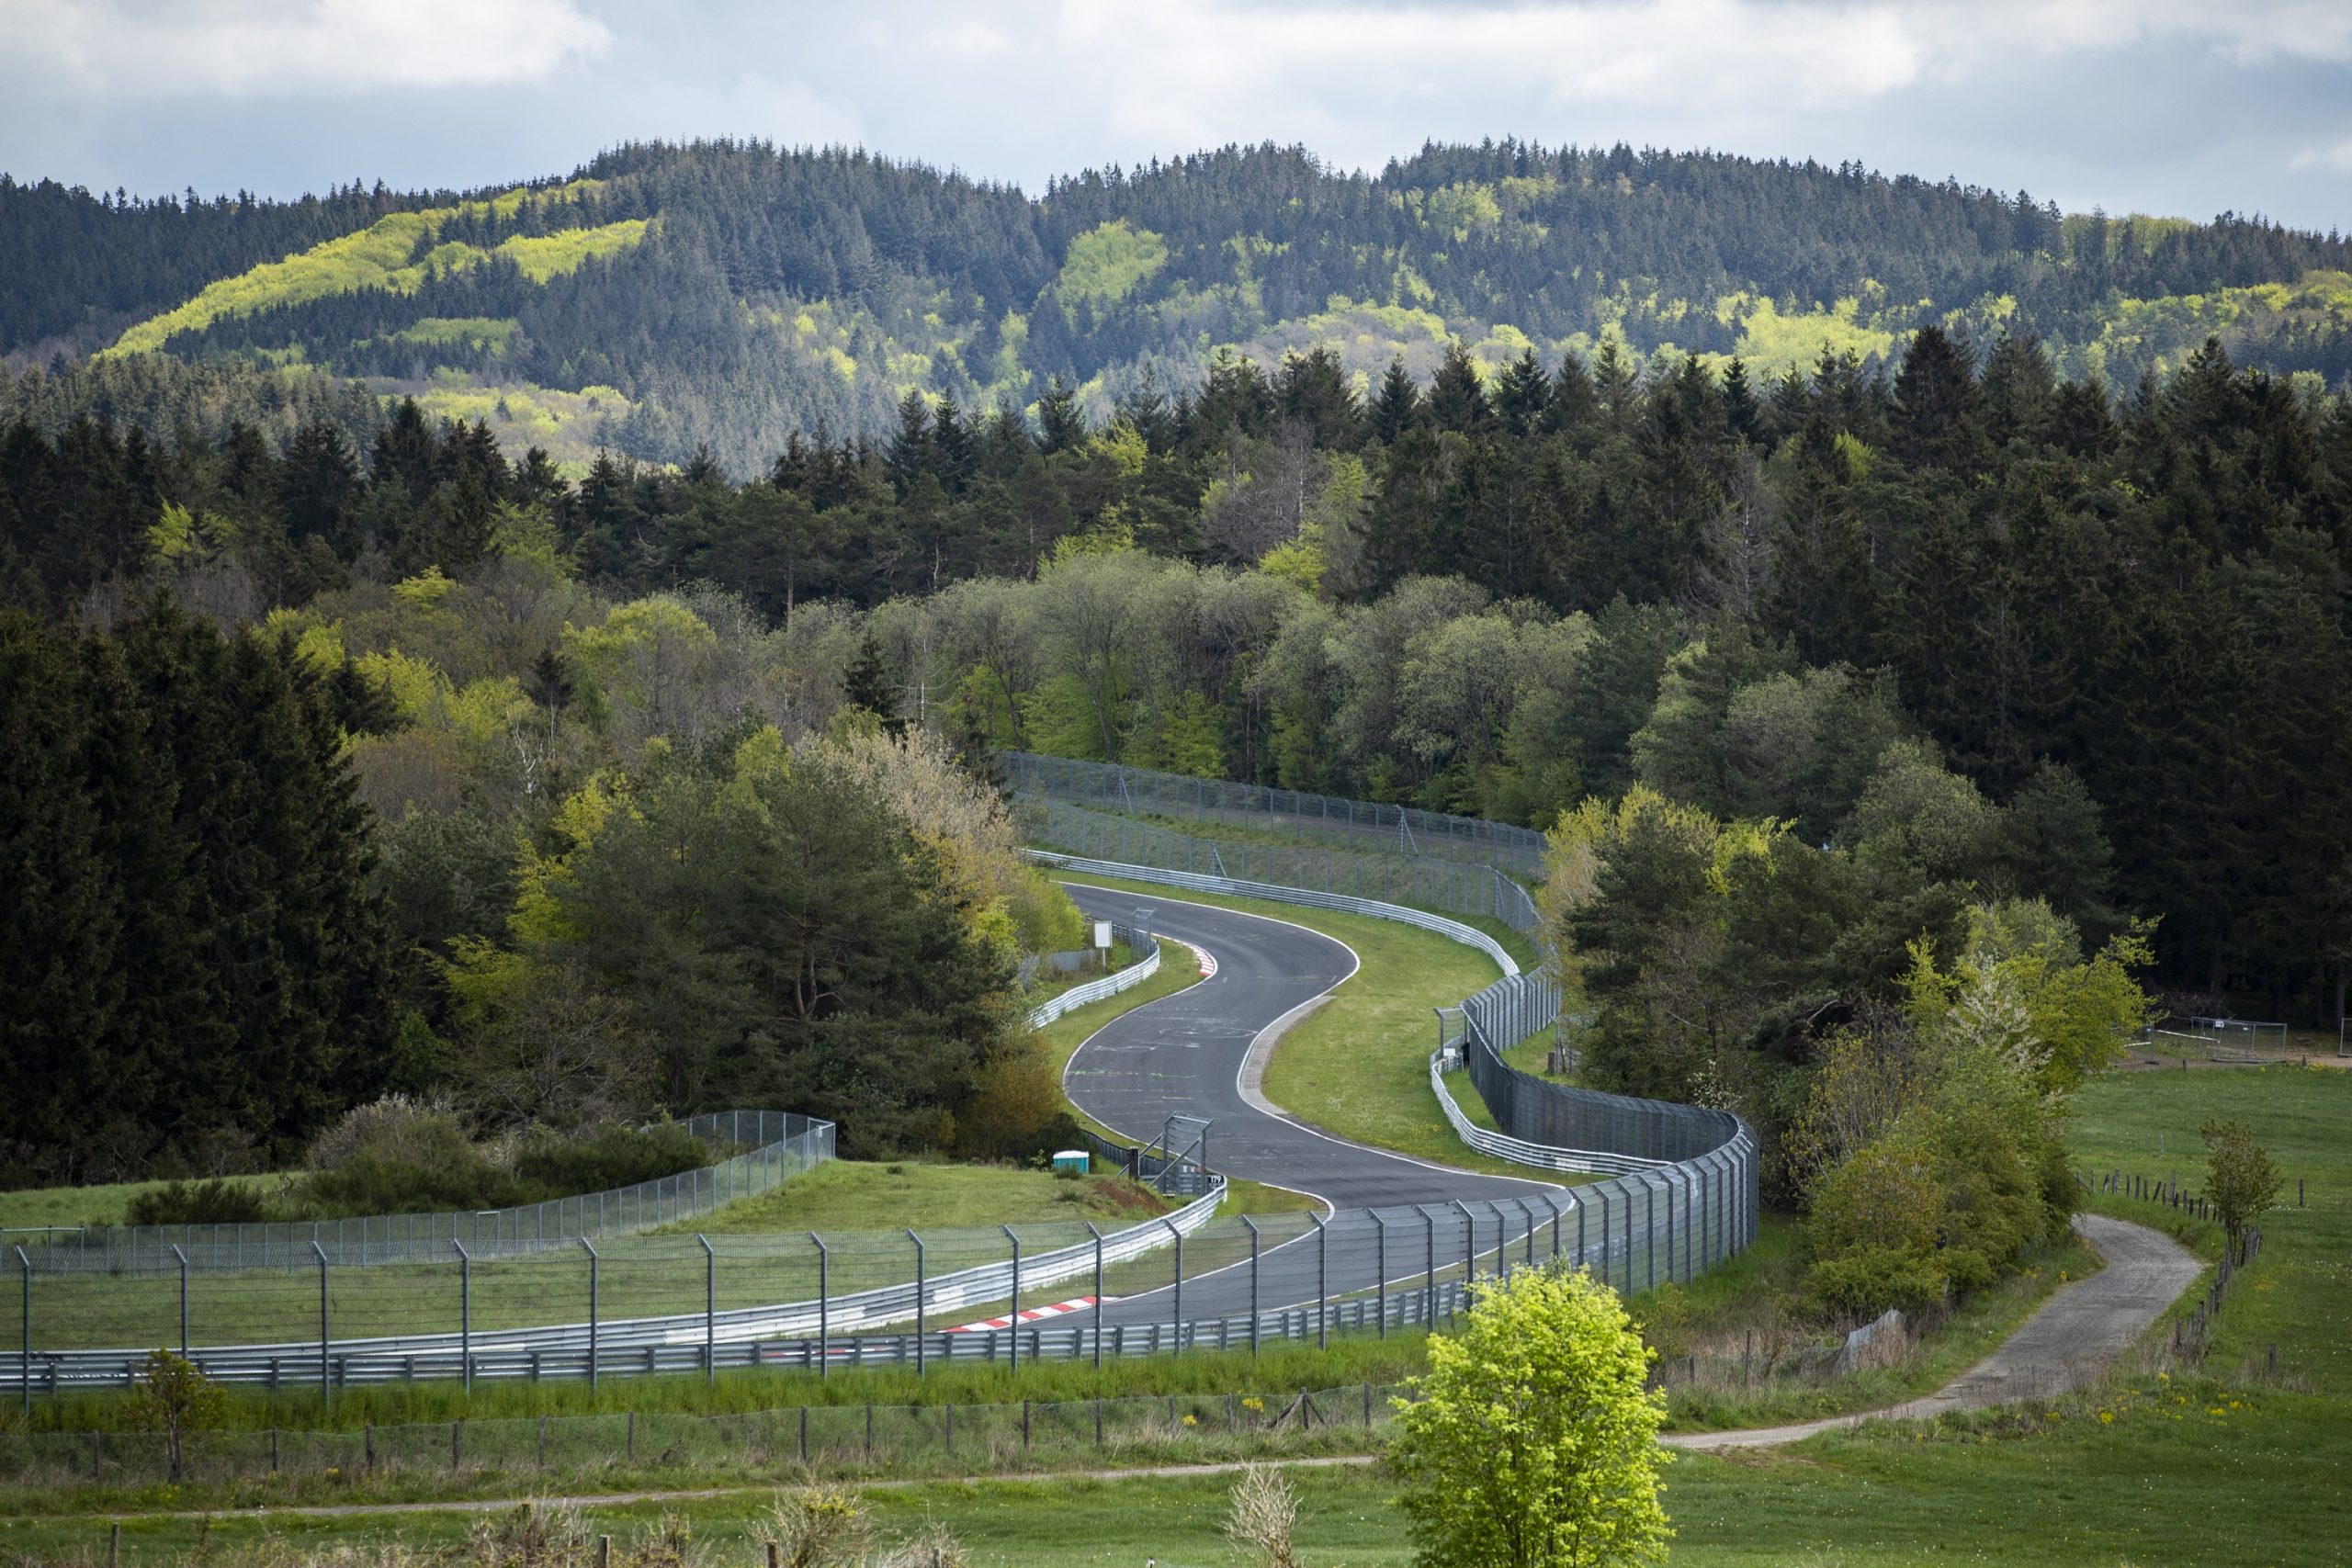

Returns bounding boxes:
[2,0,2347,232]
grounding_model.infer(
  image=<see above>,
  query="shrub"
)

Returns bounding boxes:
[511,1122,711,1196]
[125,1178,271,1226]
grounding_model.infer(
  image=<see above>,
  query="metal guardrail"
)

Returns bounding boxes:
[11,1112,835,1276]
[1024,923,1159,1028]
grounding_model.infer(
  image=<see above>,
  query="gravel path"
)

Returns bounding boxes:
[1664,1211,2201,1450]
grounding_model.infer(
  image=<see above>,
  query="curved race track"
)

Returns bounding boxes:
[1058,883,1565,1330]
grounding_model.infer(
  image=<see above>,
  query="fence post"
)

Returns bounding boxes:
[1309,1213,1329,1349]
[1084,1223,1103,1371]
[696,1234,715,1386]
[1372,1213,1388,1338]
[906,1229,927,1377]
[1001,1224,1023,1375]
[1514,1198,1536,1271]
[580,1237,599,1393]
[170,1244,187,1357]
[14,1246,28,1419]
[1160,1218,1183,1350]
[1418,1206,1436,1325]
[808,1233,828,1382]
[307,1240,332,1407]
[1594,1188,1609,1286]
[452,1240,471,1393]
[1242,1216,1261,1357]
[1449,1200,1476,1319]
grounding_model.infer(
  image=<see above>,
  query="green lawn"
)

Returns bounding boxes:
[1055,874,1541,1180]
[653,1158,1169,1235]
[0,1173,284,1231]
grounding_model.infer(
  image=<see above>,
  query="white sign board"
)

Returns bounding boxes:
[1093,920,1113,949]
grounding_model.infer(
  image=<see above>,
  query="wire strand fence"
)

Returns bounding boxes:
[0,1382,1416,1489]
[1007,751,1550,880]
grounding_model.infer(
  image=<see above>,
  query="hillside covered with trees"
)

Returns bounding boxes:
[6,139,2351,473]
[6,139,2350,1224]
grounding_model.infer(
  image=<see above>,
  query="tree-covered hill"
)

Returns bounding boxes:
[7,140,2350,472]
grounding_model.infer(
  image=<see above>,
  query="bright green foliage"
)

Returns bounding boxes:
[1389,1264,1672,1568]
[2200,1118,2283,1245]
[1056,220,1169,308]
[125,1349,230,1481]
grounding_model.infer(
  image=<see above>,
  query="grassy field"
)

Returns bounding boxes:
[1054,874,1541,1179]
[0,1174,284,1231]
[28,1063,2336,1562]
[652,1159,1168,1235]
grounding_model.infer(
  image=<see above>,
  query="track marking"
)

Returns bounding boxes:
[943,1296,1104,1333]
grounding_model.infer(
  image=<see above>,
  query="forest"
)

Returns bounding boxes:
[4,316,2348,1210]
[6,139,2352,475]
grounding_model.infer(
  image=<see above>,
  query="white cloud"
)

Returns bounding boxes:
[0,0,612,96]
[2290,138,2352,174]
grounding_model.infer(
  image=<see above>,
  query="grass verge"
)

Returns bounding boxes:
[652,1160,1166,1235]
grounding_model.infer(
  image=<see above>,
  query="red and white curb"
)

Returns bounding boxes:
[1181,941,1217,978]
[944,1295,1104,1333]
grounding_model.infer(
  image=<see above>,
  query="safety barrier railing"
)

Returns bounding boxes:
[1024,922,1159,1028]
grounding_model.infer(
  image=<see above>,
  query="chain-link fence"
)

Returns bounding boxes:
[1008,751,1550,881]
[8,1114,834,1277]
[8,1178,1748,1401]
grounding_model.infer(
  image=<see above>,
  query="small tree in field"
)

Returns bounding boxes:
[1387,1266,1670,1568]
[125,1349,228,1481]
[2201,1119,2283,1248]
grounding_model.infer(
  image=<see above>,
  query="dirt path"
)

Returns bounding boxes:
[1664,1212,2201,1450]
[25,1214,2199,1525]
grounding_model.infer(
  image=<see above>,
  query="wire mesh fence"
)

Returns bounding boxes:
[10,1113,834,1276]
[1007,751,1550,880]
[9,1178,1749,1400]
[1023,797,1542,938]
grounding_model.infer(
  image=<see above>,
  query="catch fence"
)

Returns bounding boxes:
[1008,751,1550,881]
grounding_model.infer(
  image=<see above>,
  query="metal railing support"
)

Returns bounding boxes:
[15,1245,29,1418]
[1160,1218,1184,1351]
[311,1241,329,1407]
[170,1244,187,1356]
[1372,1212,1388,1337]
[1083,1223,1103,1371]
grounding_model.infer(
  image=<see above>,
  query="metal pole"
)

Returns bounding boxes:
[808,1234,827,1382]
[1242,1217,1261,1357]
[1001,1224,1022,1375]
[1450,1200,1475,1320]
[696,1234,715,1385]
[1309,1213,1329,1349]
[311,1241,329,1408]
[1372,1213,1387,1337]
[1419,1207,1436,1325]
[580,1237,599,1393]
[171,1245,187,1356]
[452,1240,471,1393]
[1160,1218,1183,1350]
[14,1246,28,1419]
[1084,1223,1103,1371]
[906,1229,926,1378]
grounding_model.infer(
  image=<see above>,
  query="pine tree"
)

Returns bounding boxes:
[1370,355,1422,445]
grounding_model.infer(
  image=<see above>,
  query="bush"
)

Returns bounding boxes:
[125,1178,271,1226]
[511,1122,712,1196]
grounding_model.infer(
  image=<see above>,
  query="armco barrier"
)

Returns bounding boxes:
[1024,922,1159,1027]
